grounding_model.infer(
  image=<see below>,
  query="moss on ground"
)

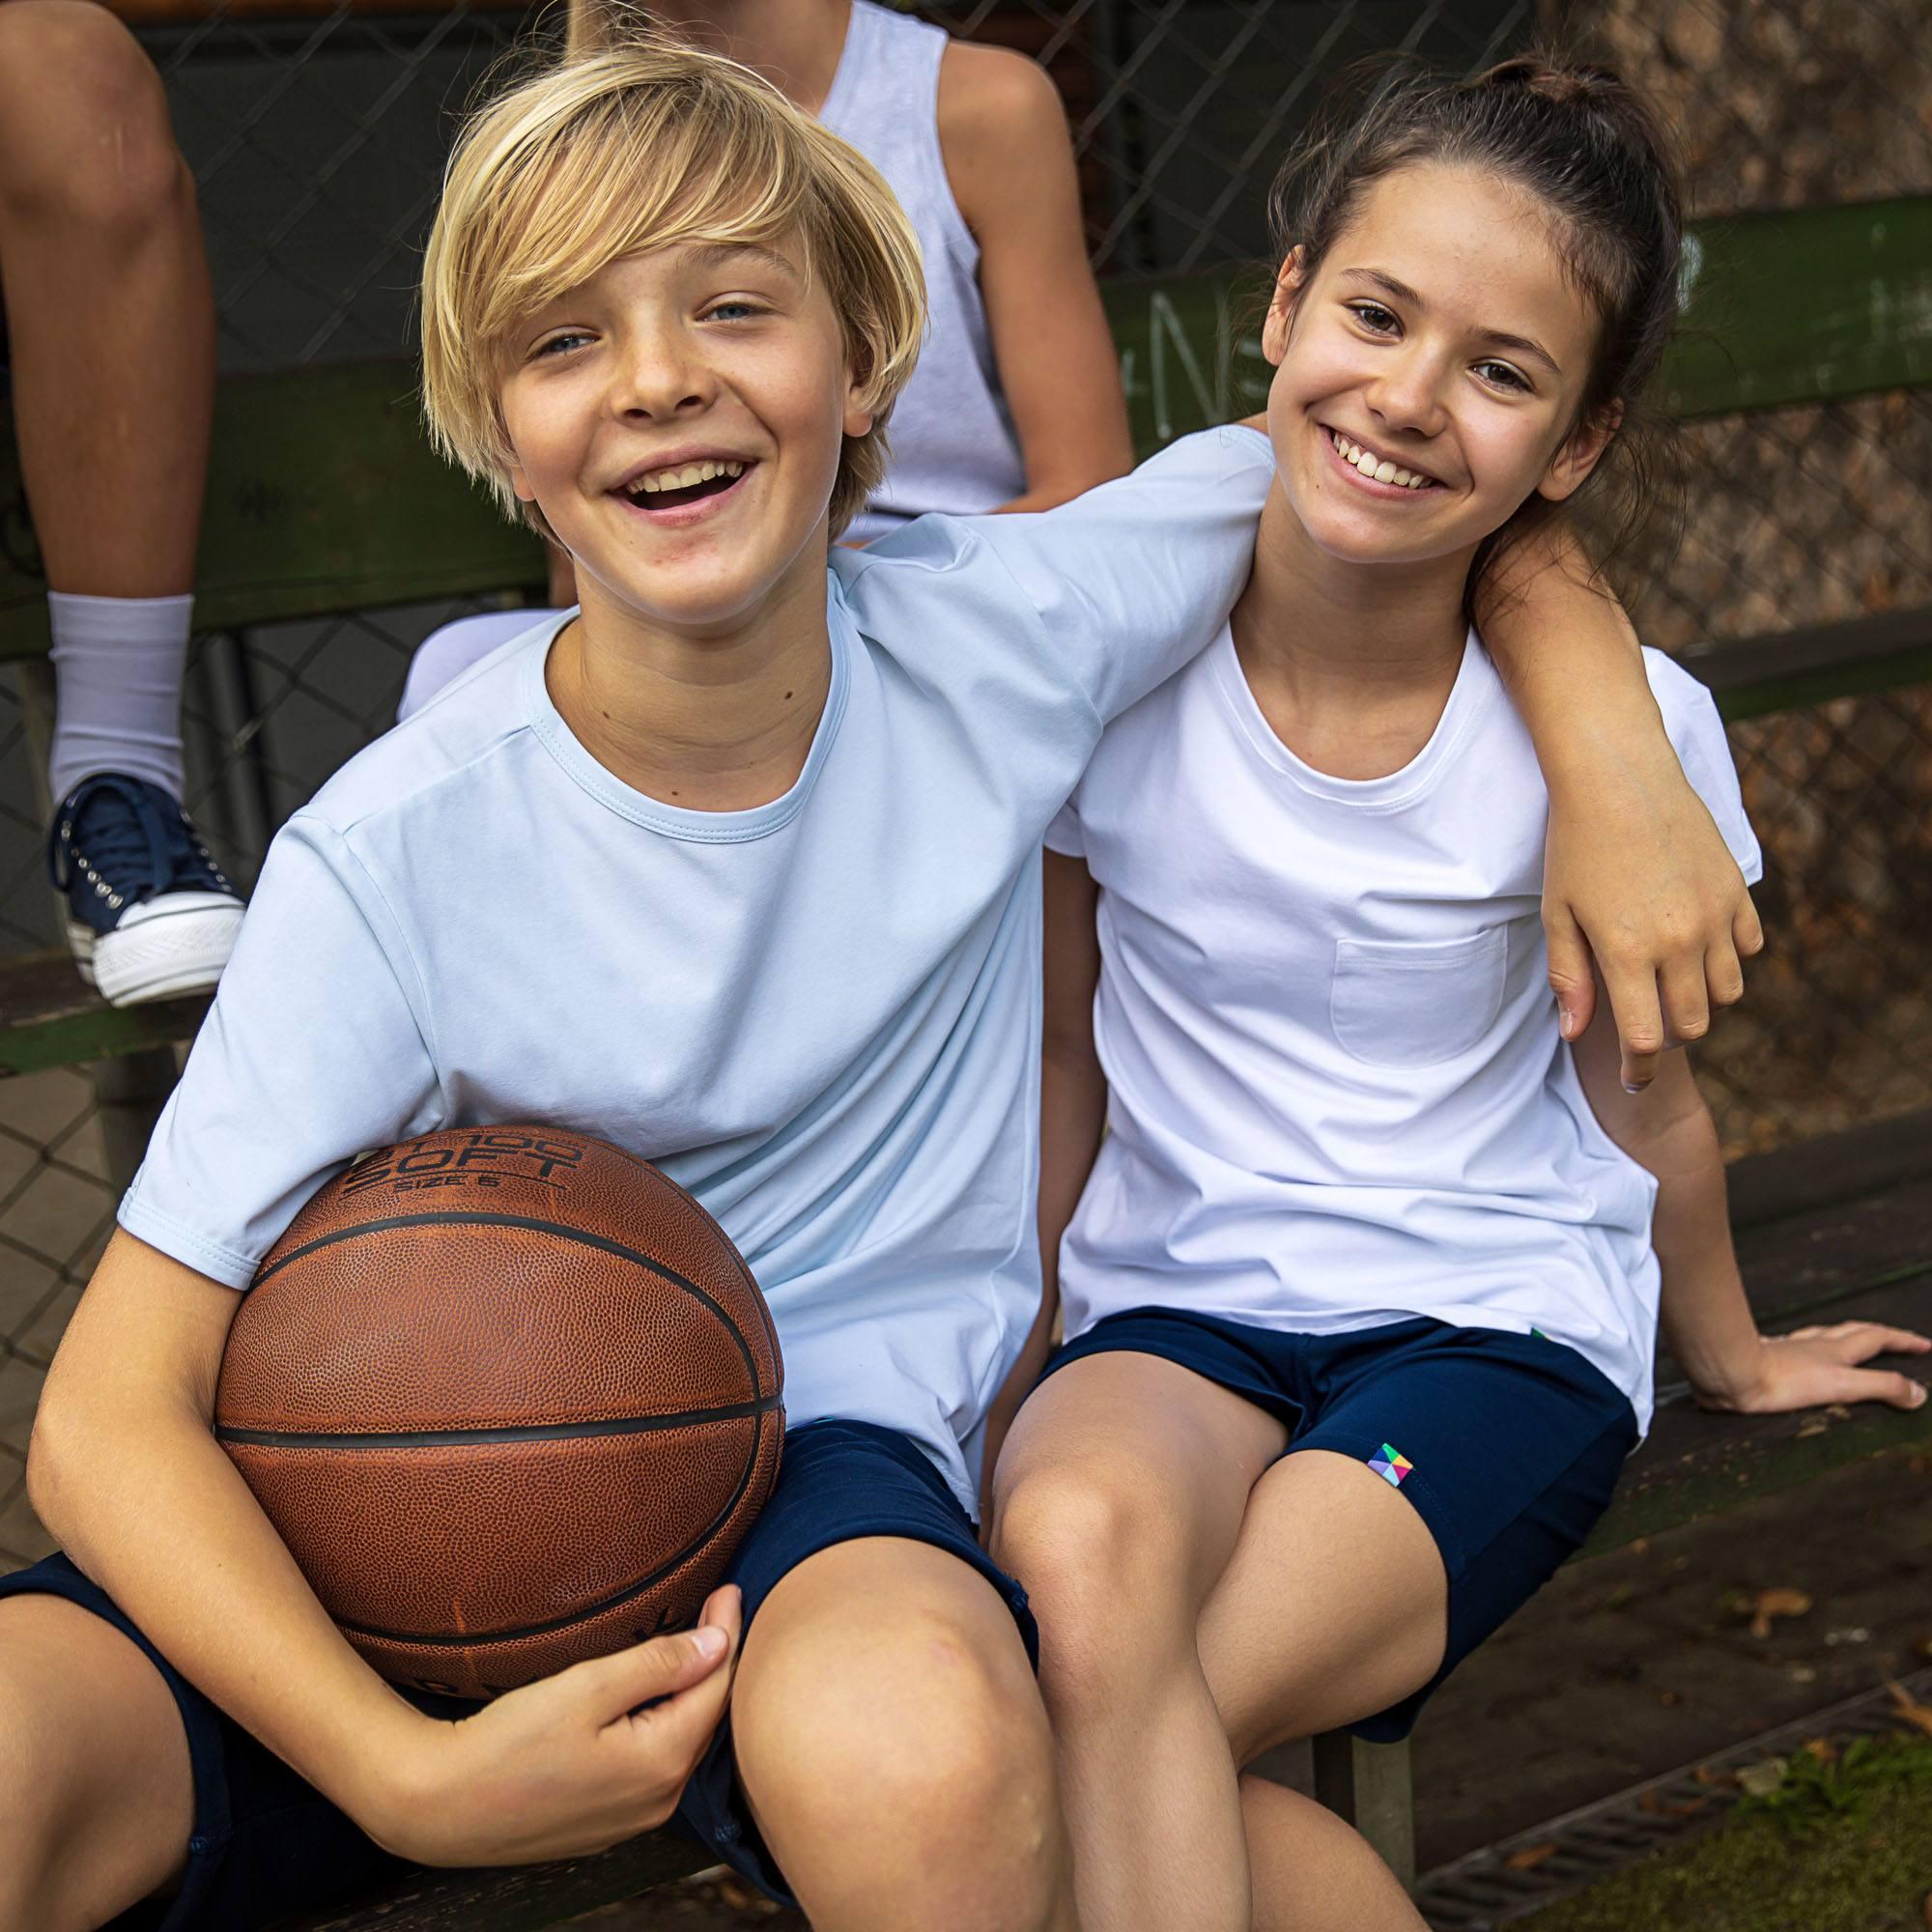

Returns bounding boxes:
[1517,1733,1932,1932]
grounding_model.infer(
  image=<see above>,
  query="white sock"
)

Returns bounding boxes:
[46,591,194,804]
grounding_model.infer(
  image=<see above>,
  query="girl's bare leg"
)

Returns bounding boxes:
[1199,1449,1449,1931]
[1240,1775,1428,1932]
[990,1354,1287,1932]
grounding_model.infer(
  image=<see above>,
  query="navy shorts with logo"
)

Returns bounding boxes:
[0,1418,1033,1925]
[1042,1308,1639,1742]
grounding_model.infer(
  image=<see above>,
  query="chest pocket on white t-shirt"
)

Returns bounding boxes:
[1329,928,1509,1069]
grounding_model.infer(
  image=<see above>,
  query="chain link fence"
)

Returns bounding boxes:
[2,0,1929,1566]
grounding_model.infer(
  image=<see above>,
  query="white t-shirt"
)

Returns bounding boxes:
[1046,620,1762,1434]
[120,427,1272,1517]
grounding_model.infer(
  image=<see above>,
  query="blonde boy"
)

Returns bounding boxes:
[0,39,1754,1932]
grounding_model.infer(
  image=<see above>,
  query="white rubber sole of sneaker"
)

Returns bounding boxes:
[68,894,245,1007]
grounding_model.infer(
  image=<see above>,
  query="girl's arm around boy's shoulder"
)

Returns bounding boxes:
[935,42,1134,512]
[1478,531,1766,1094]
[27,1231,744,1864]
[1569,1003,1929,1417]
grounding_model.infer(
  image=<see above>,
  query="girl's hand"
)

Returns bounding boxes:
[1543,755,1763,1091]
[1692,1323,1932,1415]
[369,1584,742,1866]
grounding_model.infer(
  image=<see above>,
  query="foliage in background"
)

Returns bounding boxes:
[1519,1729,1932,1932]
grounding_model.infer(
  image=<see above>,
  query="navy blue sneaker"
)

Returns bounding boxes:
[47,774,245,1006]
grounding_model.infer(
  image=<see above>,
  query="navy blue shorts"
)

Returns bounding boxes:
[1043,1309,1638,1743]
[0,1418,1033,1925]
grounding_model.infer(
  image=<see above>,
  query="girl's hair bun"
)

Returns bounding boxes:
[1484,53,1622,109]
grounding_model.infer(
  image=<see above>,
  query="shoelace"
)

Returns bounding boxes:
[47,775,229,905]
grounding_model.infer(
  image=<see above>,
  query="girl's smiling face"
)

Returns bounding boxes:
[1262,160,1616,573]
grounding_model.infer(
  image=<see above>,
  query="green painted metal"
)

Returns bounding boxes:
[1582,1393,1932,1559]
[0,364,548,661]
[2,197,1925,662]
[0,952,207,1076]
[1662,196,1932,418]
[1101,194,1932,455]
[1713,649,1932,724]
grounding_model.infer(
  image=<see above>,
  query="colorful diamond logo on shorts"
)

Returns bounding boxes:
[1368,1443,1413,1489]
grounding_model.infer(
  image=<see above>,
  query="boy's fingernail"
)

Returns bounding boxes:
[693,1625,729,1661]
[1623,1081,1644,1095]
[1558,1008,1576,1038]
[1912,1383,1927,1407]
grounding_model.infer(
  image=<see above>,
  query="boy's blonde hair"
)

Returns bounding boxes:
[421,37,926,539]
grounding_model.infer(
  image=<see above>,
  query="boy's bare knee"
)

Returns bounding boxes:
[0,4,186,231]
[0,1597,192,1932]
[738,1595,1044,1819]
[735,1596,1061,1918]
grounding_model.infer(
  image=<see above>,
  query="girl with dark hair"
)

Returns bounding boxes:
[987,53,1930,1931]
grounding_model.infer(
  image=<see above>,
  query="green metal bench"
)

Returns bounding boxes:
[0,194,1927,1926]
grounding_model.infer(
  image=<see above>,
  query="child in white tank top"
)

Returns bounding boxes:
[399,0,1131,719]
[984,54,1932,1932]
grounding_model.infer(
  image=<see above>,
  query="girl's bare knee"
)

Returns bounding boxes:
[993,1460,1195,1691]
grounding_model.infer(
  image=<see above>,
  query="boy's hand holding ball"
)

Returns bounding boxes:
[368,1584,743,1866]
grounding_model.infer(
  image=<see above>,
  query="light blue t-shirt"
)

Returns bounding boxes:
[120,427,1273,1514]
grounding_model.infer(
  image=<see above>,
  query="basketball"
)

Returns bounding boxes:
[213,1124,782,1699]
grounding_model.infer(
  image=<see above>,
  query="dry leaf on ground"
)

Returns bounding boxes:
[1505,1843,1559,1871]
[1888,1680,1932,1739]
[1736,1756,1789,1797]
[1749,1587,1814,1638]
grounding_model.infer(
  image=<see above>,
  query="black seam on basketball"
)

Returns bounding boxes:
[331,1404,782,1650]
[215,1393,781,1450]
[252,1211,773,1402]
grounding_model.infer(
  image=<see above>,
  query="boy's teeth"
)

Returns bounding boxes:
[633,459,746,495]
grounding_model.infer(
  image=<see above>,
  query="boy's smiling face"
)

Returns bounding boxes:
[498,236,873,636]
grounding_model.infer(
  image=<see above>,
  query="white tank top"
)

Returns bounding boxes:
[820,0,1028,542]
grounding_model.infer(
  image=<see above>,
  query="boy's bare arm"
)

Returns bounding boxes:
[29,1229,742,1864]
[1571,1003,1928,1413]
[979,851,1108,1517]
[939,43,1135,513]
[1479,532,1764,1093]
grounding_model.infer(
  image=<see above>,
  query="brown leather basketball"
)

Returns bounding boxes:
[214,1125,782,1699]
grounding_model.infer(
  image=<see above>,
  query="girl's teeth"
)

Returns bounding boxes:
[1329,428,1430,489]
